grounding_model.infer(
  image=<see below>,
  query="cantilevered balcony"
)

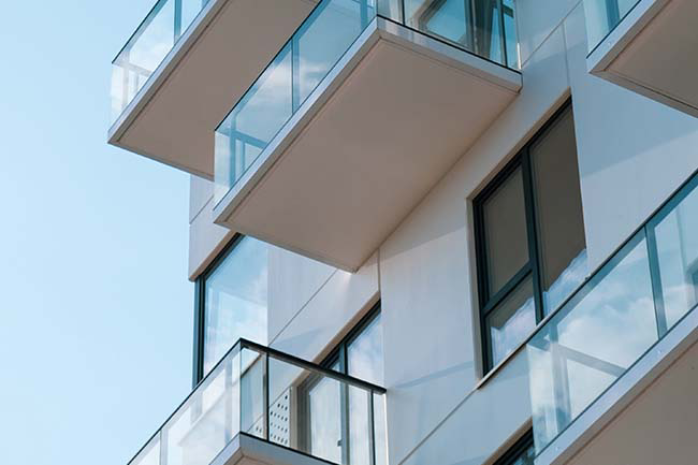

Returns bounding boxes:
[212,0,522,271]
[585,0,698,117]
[127,339,387,465]
[526,169,698,465]
[108,0,318,177]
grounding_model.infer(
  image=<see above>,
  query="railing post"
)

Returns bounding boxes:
[360,0,369,28]
[174,0,183,40]
[646,225,670,338]
[291,38,300,113]
[368,391,377,465]
[263,352,270,441]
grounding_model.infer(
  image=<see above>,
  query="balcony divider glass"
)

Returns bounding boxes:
[527,169,698,456]
[111,0,210,122]
[584,0,642,53]
[128,339,388,465]
[214,0,519,203]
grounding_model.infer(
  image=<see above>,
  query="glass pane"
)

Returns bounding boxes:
[308,375,343,463]
[297,0,372,103]
[502,0,519,69]
[214,0,377,203]
[240,350,266,438]
[584,0,642,51]
[487,276,536,366]
[347,313,384,385]
[349,387,371,465]
[652,177,698,329]
[373,393,388,465]
[510,441,536,465]
[268,357,303,449]
[530,106,588,315]
[482,166,529,297]
[128,341,386,465]
[131,434,160,465]
[203,237,268,375]
[162,352,239,465]
[402,0,513,66]
[378,0,401,21]
[214,45,293,199]
[528,234,658,453]
[111,0,209,121]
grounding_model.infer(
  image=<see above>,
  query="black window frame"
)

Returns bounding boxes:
[494,429,535,465]
[297,302,382,465]
[474,99,582,372]
[192,233,245,386]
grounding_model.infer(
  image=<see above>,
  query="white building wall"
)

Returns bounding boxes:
[187,1,698,465]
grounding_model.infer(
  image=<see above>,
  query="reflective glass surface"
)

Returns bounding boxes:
[111,0,209,122]
[214,0,377,203]
[203,237,268,375]
[127,341,387,465]
[651,178,698,330]
[488,276,536,366]
[530,106,587,315]
[402,0,518,68]
[527,170,698,455]
[482,167,529,296]
[584,0,641,52]
[347,314,385,465]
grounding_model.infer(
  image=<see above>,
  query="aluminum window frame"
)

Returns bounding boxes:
[473,99,583,372]
[192,233,245,385]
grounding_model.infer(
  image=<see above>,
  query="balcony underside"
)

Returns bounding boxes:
[589,0,698,118]
[535,304,698,465]
[213,433,331,465]
[108,0,317,178]
[214,18,521,272]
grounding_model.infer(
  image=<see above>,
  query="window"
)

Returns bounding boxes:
[474,101,588,371]
[494,430,535,465]
[194,235,269,380]
[299,305,386,465]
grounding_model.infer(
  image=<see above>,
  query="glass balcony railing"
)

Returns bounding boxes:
[584,0,642,53]
[527,169,698,456]
[128,339,388,465]
[111,0,210,123]
[214,0,519,203]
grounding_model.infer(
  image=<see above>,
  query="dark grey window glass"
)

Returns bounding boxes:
[202,236,268,375]
[495,431,535,465]
[482,166,529,296]
[475,102,587,371]
[530,108,587,315]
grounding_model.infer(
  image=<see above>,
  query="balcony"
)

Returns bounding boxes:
[108,0,318,178]
[212,0,522,271]
[526,169,698,465]
[585,0,698,117]
[127,339,387,465]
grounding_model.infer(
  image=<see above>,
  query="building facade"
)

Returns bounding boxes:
[109,1,698,465]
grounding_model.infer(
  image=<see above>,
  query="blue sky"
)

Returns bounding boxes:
[0,1,194,464]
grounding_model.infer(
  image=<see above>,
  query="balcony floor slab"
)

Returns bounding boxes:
[108,0,317,178]
[588,0,698,118]
[214,17,521,271]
